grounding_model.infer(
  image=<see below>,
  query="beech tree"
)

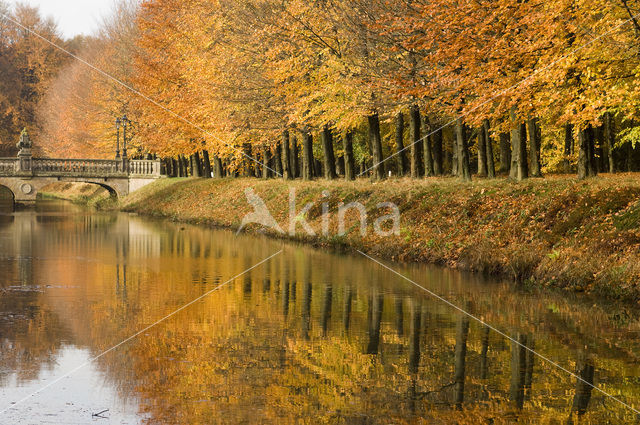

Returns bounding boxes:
[25,0,640,180]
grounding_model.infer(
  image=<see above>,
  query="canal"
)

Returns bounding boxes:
[0,201,638,423]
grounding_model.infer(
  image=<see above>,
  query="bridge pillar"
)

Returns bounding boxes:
[16,129,33,175]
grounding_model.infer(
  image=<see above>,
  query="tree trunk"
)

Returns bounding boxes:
[520,122,529,178]
[587,125,598,176]
[262,145,270,179]
[527,117,542,177]
[290,136,299,178]
[343,130,355,180]
[213,155,223,178]
[176,157,182,177]
[254,151,262,179]
[452,135,458,176]
[274,143,283,176]
[595,125,605,173]
[432,128,443,176]
[395,112,408,176]
[202,150,212,178]
[509,108,528,181]
[336,155,345,176]
[578,126,597,179]
[423,135,434,177]
[604,112,616,173]
[455,118,471,181]
[183,155,191,177]
[422,115,434,177]
[171,158,179,177]
[368,113,385,180]
[321,124,337,179]
[410,105,421,178]
[282,130,292,180]
[483,120,495,178]
[302,129,315,180]
[499,132,511,174]
[564,124,574,174]
[242,143,253,177]
[477,125,488,177]
[191,152,202,177]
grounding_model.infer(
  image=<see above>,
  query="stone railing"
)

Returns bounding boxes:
[0,157,164,178]
[129,159,162,177]
[32,159,124,176]
[0,158,17,174]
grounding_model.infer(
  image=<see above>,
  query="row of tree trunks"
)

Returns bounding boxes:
[167,111,620,181]
[400,108,445,178]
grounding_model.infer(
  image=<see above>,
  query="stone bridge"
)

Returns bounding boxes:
[0,132,164,205]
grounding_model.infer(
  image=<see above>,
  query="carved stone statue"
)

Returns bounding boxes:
[16,128,33,152]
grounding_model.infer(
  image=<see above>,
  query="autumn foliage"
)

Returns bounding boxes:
[3,0,640,179]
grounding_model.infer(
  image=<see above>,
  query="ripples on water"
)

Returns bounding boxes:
[0,200,638,424]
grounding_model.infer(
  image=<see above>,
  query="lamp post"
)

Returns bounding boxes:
[115,118,121,159]
[121,114,129,161]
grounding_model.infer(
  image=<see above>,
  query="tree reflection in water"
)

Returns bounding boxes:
[0,204,638,423]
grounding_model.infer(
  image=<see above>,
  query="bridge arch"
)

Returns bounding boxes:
[37,181,119,202]
[0,184,15,210]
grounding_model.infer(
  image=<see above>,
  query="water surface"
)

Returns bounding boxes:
[0,201,639,424]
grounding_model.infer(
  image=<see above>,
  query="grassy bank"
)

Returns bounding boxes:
[38,182,116,208]
[120,174,640,303]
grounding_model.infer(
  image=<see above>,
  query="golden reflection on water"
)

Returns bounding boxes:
[0,201,639,424]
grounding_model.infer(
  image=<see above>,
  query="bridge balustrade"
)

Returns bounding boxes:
[0,157,163,178]
[0,159,17,174]
[32,159,123,176]
[129,160,162,177]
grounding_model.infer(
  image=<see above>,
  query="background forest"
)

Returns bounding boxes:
[3,0,640,180]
